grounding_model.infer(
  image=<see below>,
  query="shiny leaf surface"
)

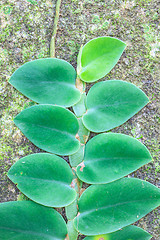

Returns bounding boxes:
[74,178,160,235]
[0,201,67,240]
[9,58,80,107]
[77,133,152,184]
[79,37,126,82]
[14,105,80,155]
[84,225,152,240]
[8,153,76,207]
[83,80,149,132]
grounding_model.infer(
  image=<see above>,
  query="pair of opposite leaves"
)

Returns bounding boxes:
[6,134,160,237]
[1,176,160,238]
[0,201,153,240]
[10,37,149,156]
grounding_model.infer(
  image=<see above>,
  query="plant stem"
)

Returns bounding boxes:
[50,0,62,58]
[75,76,86,93]
[66,107,90,240]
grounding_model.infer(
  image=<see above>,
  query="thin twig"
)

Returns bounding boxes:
[50,0,62,58]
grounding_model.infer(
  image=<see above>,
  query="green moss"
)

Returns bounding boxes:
[0,0,159,238]
[27,0,38,5]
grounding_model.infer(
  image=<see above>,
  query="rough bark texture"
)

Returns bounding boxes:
[0,0,159,239]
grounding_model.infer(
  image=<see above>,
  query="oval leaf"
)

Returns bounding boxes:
[8,153,77,207]
[14,105,80,155]
[9,58,81,107]
[74,178,160,235]
[83,80,149,132]
[84,225,152,240]
[0,201,67,240]
[79,37,126,82]
[76,133,152,184]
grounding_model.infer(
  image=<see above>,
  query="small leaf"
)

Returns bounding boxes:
[8,153,77,207]
[74,178,160,235]
[65,195,79,220]
[69,145,85,167]
[0,201,67,240]
[79,37,126,82]
[84,225,152,240]
[14,105,80,155]
[73,93,87,117]
[9,58,81,107]
[83,80,149,132]
[77,118,90,144]
[76,133,152,184]
[67,220,78,240]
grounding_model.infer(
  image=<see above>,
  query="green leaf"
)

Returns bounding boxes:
[9,58,81,107]
[67,220,78,240]
[8,153,77,207]
[76,133,152,184]
[84,225,152,240]
[74,178,160,235]
[79,37,126,82]
[73,93,87,117]
[83,80,149,132]
[77,118,90,144]
[69,145,85,167]
[66,195,78,220]
[0,201,67,240]
[14,105,80,155]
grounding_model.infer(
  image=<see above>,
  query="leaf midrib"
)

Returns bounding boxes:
[79,198,159,217]
[41,81,75,88]
[9,175,71,189]
[21,80,75,88]
[81,47,123,71]
[0,226,61,240]
[84,157,149,164]
[88,101,143,111]
[16,121,76,140]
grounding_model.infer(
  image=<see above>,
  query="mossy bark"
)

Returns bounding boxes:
[0,0,159,239]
